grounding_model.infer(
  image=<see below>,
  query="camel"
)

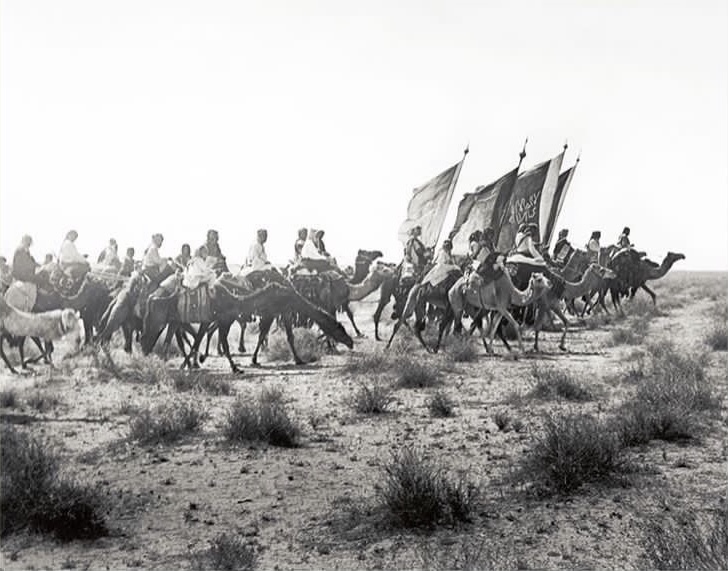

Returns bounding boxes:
[447,271,553,354]
[141,281,353,372]
[609,251,685,309]
[290,260,394,338]
[0,298,81,374]
[385,268,464,353]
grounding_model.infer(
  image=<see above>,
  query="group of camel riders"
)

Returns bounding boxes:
[401,223,636,290]
[0,227,348,309]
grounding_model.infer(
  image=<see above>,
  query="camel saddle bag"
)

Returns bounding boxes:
[177,286,213,323]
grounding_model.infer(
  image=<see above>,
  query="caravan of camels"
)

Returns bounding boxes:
[0,146,685,374]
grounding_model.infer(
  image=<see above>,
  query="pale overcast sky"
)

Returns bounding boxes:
[1,0,726,270]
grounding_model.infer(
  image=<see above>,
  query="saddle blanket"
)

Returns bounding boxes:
[5,281,37,312]
[506,253,547,267]
[177,286,212,323]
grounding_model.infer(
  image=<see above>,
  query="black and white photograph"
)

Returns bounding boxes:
[1,1,726,569]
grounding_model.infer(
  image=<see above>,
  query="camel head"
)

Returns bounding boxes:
[665,252,686,265]
[529,273,552,296]
[587,263,616,280]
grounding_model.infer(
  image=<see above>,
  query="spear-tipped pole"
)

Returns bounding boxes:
[518,137,528,169]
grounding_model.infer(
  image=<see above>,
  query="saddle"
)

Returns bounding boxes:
[177,286,213,323]
[49,265,86,297]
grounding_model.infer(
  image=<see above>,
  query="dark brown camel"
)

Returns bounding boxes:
[609,250,685,310]
[142,282,353,372]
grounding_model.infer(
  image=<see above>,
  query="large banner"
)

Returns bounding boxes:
[449,167,519,255]
[398,155,466,248]
[496,151,564,251]
[542,161,578,247]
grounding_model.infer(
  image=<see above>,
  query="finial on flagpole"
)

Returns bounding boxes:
[563,139,569,152]
[518,137,528,168]
[463,144,470,156]
[576,149,581,163]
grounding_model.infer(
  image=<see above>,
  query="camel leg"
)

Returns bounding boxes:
[283,317,305,365]
[122,322,134,354]
[0,336,18,375]
[200,323,216,363]
[343,303,363,338]
[495,319,512,352]
[252,316,274,367]
[217,321,241,373]
[500,309,525,353]
[482,313,499,354]
[641,284,657,305]
[551,305,570,351]
[237,317,247,354]
[434,306,454,353]
[182,323,206,369]
[372,290,391,342]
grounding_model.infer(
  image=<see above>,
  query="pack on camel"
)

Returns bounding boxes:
[609,250,685,311]
[289,260,394,338]
[141,281,353,373]
[385,264,465,353]
[0,297,81,374]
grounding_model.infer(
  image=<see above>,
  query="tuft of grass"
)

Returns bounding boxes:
[349,381,394,414]
[446,337,478,363]
[128,399,207,445]
[522,412,625,495]
[376,447,479,528]
[0,389,18,408]
[416,537,518,571]
[395,355,442,388]
[123,354,170,385]
[427,390,456,418]
[223,387,300,447]
[528,364,593,402]
[493,410,511,432]
[343,352,393,376]
[172,373,233,396]
[26,391,61,413]
[643,509,728,571]
[705,324,728,351]
[1,425,108,540]
[266,328,322,363]
[193,532,258,571]
[608,316,650,346]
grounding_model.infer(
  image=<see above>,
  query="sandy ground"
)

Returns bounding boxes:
[1,271,726,570]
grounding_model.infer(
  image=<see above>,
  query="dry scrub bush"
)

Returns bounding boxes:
[343,351,393,376]
[129,398,207,444]
[523,412,625,494]
[705,324,728,351]
[623,296,664,317]
[0,389,18,408]
[615,343,717,446]
[26,391,62,413]
[172,373,233,396]
[608,316,650,346]
[223,387,300,447]
[445,336,478,363]
[643,509,728,570]
[1,425,108,540]
[416,537,519,571]
[528,364,593,402]
[124,353,170,384]
[377,447,479,528]
[427,390,456,418]
[192,532,258,571]
[266,328,322,363]
[493,409,511,432]
[396,355,442,388]
[349,381,394,414]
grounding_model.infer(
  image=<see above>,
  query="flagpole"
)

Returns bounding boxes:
[493,138,528,247]
[433,145,469,248]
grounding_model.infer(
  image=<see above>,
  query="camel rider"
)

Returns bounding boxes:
[120,247,136,277]
[238,229,274,280]
[0,256,12,292]
[183,245,217,289]
[468,230,483,263]
[7,235,40,310]
[142,233,169,280]
[174,244,192,271]
[97,238,122,272]
[421,240,459,287]
[586,231,601,264]
[403,225,427,279]
[553,229,575,267]
[293,228,307,263]
[58,230,90,280]
[617,227,632,249]
[205,229,229,274]
[514,223,545,264]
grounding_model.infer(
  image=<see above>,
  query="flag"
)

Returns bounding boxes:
[398,154,467,248]
[541,160,578,247]
[449,167,519,255]
[496,150,565,251]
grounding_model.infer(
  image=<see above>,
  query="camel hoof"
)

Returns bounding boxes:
[239,348,247,354]
[559,345,567,352]
[356,333,366,339]
[294,359,305,366]
[199,355,207,364]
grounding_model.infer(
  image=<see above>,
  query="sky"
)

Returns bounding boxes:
[1,0,727,271]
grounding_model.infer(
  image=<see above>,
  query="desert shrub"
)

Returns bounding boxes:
[528,364,593,402]
[493,410,511,432]
[343,351,393,376]
[608,316,650,346]
[705,324,728,351]
[129,399,207,444]
[377,447,479,528]
[26,391,61,413]
[643,509,728,570]
[266,328,322,363]
[223,387,300,447]
[615,400,695,446]
[522,412,625,494]
[446,337,478,363]
[396,355,441,388]
[427,390,456,418]
[416,536,518,571]
[0,389,18,408]
[624,296,662,317]
[349,381,394,414]
[1,425,107,540]
[193,532,258,571]
[124,354,170,384]
[172,373,233,396]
